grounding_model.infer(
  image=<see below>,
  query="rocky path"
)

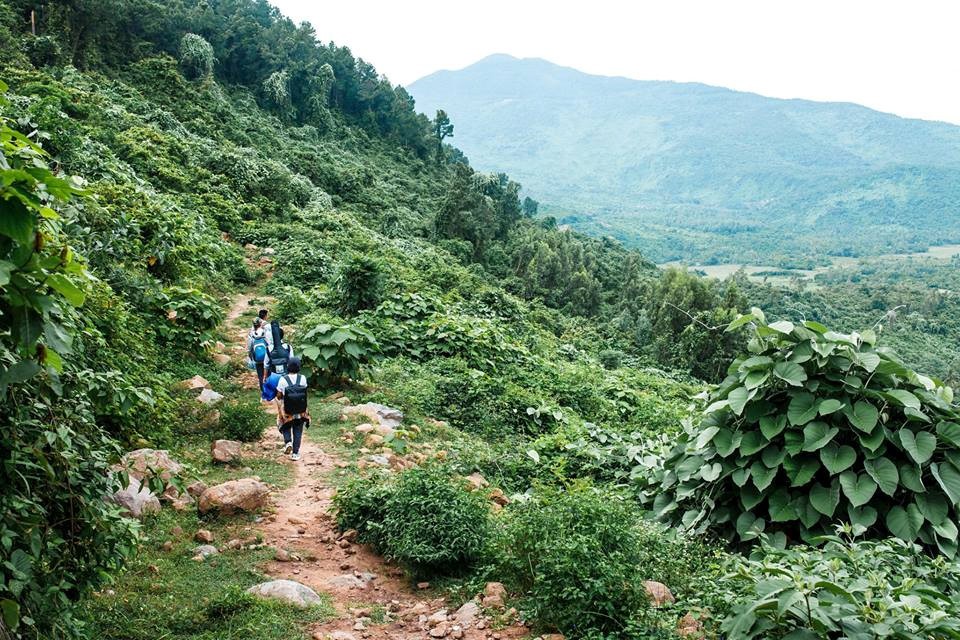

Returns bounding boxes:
[222,294,531,640]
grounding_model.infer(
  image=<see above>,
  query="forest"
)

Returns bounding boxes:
[1,1,960,639]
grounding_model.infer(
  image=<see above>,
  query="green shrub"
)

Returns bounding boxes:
[333,472,395,545]
[496,484,715,638]
[721,532,960,639]
[299,322,380,381]
[647,310,960,554]
[216,398,267,443]
[335,466,492,577]
[178,34,214,79]
[599,348,625,369]
[334,253,384,315]
[380,465,492,576]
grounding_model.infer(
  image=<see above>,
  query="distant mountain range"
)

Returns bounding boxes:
[409,54,960,266]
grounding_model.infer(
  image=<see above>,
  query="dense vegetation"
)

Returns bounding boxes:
[0,2,958,639]
[409,54,960,266]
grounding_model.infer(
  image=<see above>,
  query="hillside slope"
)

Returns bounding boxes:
[409,54,960,265]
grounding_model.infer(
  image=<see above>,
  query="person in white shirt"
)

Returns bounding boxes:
[276,357,309,461]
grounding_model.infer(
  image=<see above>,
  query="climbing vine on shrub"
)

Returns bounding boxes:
[646,308,960,555]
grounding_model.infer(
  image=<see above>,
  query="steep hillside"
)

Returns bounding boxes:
[409,54,960,265]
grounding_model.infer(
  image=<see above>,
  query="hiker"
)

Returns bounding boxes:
[248,320,270,391]
[246,316,274,352]
[266,320,293,375]
[276,357,309,461]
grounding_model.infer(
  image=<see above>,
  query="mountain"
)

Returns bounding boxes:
[409,54,960,265]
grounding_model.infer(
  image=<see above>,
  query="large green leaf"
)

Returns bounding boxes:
[695,426,721,450]
[931,462,960,505]
[839,471,878,507]
[767,489,799,522]
[898,429,936,465]
[788,392,818,426]
[915,493,949,525]
[936,421,960,448]
[774,362,807,387]
[727,386,750,416]
[899,464,926,493]
[817,398,844,416]
[740,431,767,456]
[819,443,856,475]
[801,422,838,452]
[47,274,86,307]
[713,429,740,457]
[863,457,899,496]
[735,512,766,541]
[809,480,840,517]
[759,415,787,440]
[847,504,878,530]
[886,504,923,541]
[751,462,778,492]
[847,401,879,433]
[740,484,764,511]
[786,456,820,487]
[0,199,35,245]
[885,389,921,410]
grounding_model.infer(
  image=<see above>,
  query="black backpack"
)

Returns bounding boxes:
[269,321,289,373]
[282,375,308,415]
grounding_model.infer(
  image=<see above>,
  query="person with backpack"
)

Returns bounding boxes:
[247,320,270,391]
[266,320,293,375]
[276,357,309,461]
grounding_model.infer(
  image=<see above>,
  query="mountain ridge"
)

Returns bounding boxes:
[409,54,960,264]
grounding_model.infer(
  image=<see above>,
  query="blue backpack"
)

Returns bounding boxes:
[251,336,268,363]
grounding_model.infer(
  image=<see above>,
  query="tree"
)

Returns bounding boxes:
[522,196,539,217]
[433,109,454,163]
[178,33,214,79]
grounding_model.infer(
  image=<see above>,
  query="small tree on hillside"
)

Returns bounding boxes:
[433,109,454,163]
[178,33,214,79]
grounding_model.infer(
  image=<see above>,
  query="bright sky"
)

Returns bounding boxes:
[270,0,960,125]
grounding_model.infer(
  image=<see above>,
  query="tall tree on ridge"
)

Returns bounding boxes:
[433,108,454,163]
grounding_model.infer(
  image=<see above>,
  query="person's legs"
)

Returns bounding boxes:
[280,420,293,454]
[255,362,265,392]
[291,419,304,455]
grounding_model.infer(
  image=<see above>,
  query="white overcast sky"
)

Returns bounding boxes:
[270,0,960,125]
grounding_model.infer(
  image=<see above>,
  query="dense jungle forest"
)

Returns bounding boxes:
[1,1,960,639]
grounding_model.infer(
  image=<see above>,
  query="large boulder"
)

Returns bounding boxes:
[341,403,403,429]
[160,484,195,511]
[211,439,242,463]
[198,478,270,514]
[644,580,675,607]
[197,388,224,406]
[121,449,183,481]
[246,580,322,607]
[175,375,210,394]
[111,477,161,519]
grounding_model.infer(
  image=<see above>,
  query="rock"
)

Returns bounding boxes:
[121,448,184,481]
[541,635,565,640]
[274,548,291,562]
[110,477,161,519]
[226,539,242,550]
[488,488,510,506]
[453,600,481,627]
[211,439,242,463]
[171,525,184,537]
[417,581,431,590]
[340,529,359,542]
[482,582,507,609]
[215,341,226,351]
[161,484,195,511]
[428,610,448,626]
[246,580,322,608]
[341,403,404,429]
[193,544,218,559]
[335,397,352,406]
[354,423,376,434]
[317,632,356,640]
[186,481,208,498]
[367,454,391,467]
[363,433,384,448]
[327,574,373,589]
[428,622,449,638]
[161,541,173,552]
[213,353,231,366]
[677,612,704,638]
[464,473,489,491]
[176,375,210,393]
[644,580,675,607]
[198,478,270,514]
[262,247,276,255]
[375,423,395,437]
[194,529,214,543]
[197,388,224,406]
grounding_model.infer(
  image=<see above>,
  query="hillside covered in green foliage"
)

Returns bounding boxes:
[2,2,960,640]
[409,54,960,266]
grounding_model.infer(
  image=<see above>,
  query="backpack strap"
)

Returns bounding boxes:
[282,375,293,388]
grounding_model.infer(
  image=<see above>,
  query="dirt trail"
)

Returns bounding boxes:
[222,294,527,640]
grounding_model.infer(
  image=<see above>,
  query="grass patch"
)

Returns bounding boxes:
[83,510,334,639]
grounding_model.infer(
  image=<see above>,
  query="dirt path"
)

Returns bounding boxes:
[222,294,529,640]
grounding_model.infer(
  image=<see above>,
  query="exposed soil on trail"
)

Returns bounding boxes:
[222,294,531,640]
